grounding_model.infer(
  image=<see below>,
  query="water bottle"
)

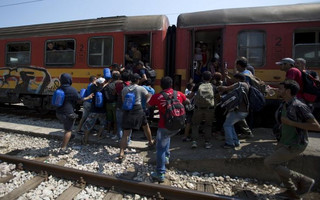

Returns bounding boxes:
[80,88,86,98]
[103,68,111,79]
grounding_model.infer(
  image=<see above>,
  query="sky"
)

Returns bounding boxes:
[0,0,319,28]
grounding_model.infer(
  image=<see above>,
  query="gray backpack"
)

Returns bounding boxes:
[194,83,215,107]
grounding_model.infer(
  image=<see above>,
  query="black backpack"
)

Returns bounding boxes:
[219,82,248,114]
[104,82,117,103]
[301,70,320,102]
[248,86,266,112]
[145,66,157,83]
[161,91,186,131]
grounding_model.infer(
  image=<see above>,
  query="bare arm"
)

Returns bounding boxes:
[281,117,320,132]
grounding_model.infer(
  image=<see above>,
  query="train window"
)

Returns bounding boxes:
[238,31,266,67]
[45,40,75,66]
[88,37,113,66]
[294,31,320,68]
[6,42,31,66]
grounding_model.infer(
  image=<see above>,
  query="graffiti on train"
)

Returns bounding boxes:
[0,66,56,94]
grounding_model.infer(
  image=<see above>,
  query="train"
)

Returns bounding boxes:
[0,3,319,116]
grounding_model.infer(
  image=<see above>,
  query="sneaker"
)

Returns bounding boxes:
[76,130,84,135]
[297,177,315,196]
[205,142,212,149]
[58,148,71,155]
[151,172,165,183]
[191,141,197,148]
[165,156,169,165]
[276,189,301,200]
[182,137,191,142]
[234,143,240,147]
[221,143,235,149]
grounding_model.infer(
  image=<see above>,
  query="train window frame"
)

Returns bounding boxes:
[45,39,76,67]
[293,30,320,68]
[237,30,266,67]
[5,42,31,66]
[88,36,113,67]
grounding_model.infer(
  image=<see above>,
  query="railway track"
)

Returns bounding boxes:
[0,153,235,200]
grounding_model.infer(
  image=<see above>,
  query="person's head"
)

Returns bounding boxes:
[186,82,195,91]
[213,72,222,85]
[131,43,138,51]
[279,79,300,100]
[112,71,121,80]
[111,63,120,71]
[294,58,306,71]
[195,41,201,48]
[276,58,295,72]
[201,43,208,51]
[47,42,54,50]
[233,73,246,82]
[89,75,96,83]
[121,71,130,82]
[136,60,144,69]
[236,57,248,72]
[161,76,173,90]
[59,73,72,85]
[96,77,105,86]
[202,71,212,82]
[130,73,141,84]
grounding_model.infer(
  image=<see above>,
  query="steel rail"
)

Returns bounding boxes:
[0,154,237,200]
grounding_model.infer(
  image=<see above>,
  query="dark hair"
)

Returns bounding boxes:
[112,72,121,80]
[213,72,222,81]
[121,71,130,82]
[161,76,173,90]
[186,82,195,90]
[89,75,96,83]
[144,78,152,86]
[202,71,212,81]
[236,58,248,68]
[233,73,246,82]
[280,79,300,96]
[130,73,141,83]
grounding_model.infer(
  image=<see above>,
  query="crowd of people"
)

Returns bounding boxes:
[54,56,320,199]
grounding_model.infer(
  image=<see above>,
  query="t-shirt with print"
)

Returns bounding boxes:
[148,88,187,128]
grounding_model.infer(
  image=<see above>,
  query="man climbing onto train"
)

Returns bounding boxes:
[264,79,320,200]
[147,76,189,182]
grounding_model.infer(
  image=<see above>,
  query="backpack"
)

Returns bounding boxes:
[194,83,215,107]
[122,87,136,110]
[95,91,104,108]
[161,91,186,131]
[301,70,320,102]
[104,82,117,103]
[145,66,156,83]
[248,86,266,112]
[51,89,65,107]
[245,74,267,94]
[219,82,248,113]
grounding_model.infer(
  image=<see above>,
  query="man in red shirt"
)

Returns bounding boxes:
[148,76,189,182]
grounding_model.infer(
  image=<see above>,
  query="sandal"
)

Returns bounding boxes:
[118,155,126,163]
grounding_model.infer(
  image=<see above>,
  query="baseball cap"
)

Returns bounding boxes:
[96,77,105,84]
[276,58,295,65]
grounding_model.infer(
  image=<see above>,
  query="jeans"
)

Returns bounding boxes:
[223,111,248,146]
[156,128,179,174]
[116,108,131,143]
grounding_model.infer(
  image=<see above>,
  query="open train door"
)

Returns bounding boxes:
[165,25,176,78]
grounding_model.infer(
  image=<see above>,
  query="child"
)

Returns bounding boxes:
[182,82,195,142]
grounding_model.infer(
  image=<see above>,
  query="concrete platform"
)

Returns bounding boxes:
[0,118,319,188]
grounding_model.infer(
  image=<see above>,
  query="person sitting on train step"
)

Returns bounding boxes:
[265,79,320,200]
[55,73,93,154]
[118,73,155,162]
[81,77,108,145]
[217,73,249,149]
[75,75,97,135]
[189,71,215,149]
[148,76,189,183]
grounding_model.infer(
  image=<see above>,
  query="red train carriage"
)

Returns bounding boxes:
[174,3,320,95]
[0,15,169,111]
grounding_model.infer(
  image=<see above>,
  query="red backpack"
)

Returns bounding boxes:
[161,91,186,131]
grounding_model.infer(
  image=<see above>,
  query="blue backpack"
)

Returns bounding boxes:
[52,89,65,107]
[95,91,104,108]
[122,89,136,110]
[248,86,266,112]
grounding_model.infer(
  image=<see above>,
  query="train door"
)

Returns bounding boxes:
[124,34,151,71]
[191,30,222,84]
